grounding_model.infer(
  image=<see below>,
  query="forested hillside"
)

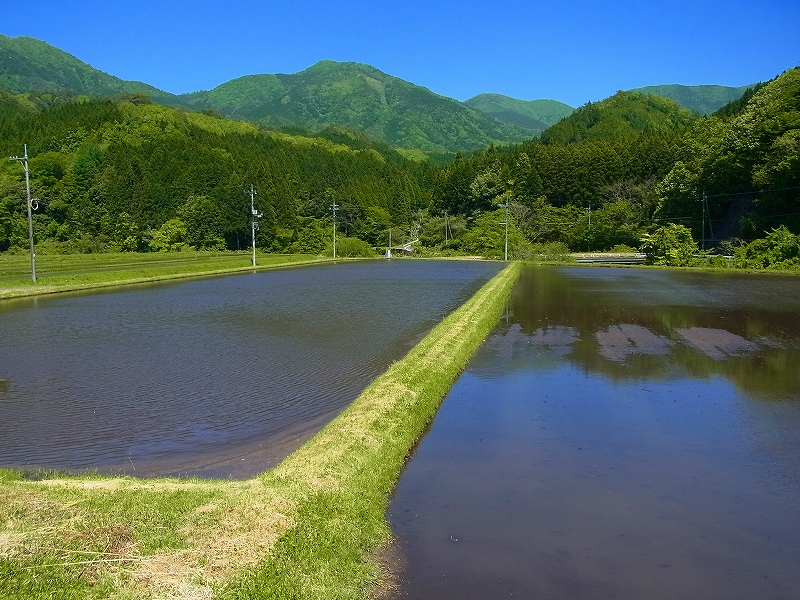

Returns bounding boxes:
[1,39,797,264]
[428,68,799,256]
[180,61,533,153]
[0,92,432,254]
[0,34,177,105]
[540,92,696,144]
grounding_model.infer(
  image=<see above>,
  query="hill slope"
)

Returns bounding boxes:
[0,92,431,253]
[463,94,574,136]
[629,83,753,115]
[0,34,178,105]
[540,91,697,144]
[179,61,534,153]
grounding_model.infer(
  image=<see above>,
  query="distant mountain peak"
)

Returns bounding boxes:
[464,94,574,136]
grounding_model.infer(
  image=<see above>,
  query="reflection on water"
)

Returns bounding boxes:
[388,265,800,599]
[0,260,502,478]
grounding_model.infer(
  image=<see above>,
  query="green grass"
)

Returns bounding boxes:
[0,251,331,299]
[0,262,520,598]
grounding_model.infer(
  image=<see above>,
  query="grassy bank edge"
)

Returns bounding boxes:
[219,261,521,599]
[0,255,348,300]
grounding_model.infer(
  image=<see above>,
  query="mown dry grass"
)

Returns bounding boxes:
[0,263,520,599]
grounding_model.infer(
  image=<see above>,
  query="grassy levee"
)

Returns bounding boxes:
[0,252,329,300]
[0,263,520,599]
[220,261,521,599]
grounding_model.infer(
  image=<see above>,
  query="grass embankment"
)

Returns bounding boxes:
[0,252,328,300]
[0,262,521,599]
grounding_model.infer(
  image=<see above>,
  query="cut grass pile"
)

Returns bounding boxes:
[0,252,327,300]
[0,262,520,598]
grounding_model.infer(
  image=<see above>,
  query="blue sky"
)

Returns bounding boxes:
[4,0,799,107]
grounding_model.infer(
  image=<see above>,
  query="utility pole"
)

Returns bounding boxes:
[497,199,509,261]
[386,227,392,258]
[247,184,261,267]
[331,201,339,258]
[586,201,592,253]
[10,145,36,282]
[698,191,706,251]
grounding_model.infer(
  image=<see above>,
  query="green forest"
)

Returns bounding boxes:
[1,66,799,268]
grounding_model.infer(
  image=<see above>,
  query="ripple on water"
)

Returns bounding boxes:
[0,260,502,477]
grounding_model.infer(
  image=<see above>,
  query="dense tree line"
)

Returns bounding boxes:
[0,93,432,253]
[427,68,799,257]
[1,67,798,263]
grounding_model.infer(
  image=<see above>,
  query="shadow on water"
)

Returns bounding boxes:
[388,265,800,600]
[0,259,502,478]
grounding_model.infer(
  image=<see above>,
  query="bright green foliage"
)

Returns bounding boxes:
[655,67,800,237]
[460,209,528,259]
[179,195,228,250]
[291,217,329,254]
[328,236,376,258]
[640,223,698,266]
[540,91,696,145]
[733,226,800,269]
[526,241,574,262]
[149,218,188,252]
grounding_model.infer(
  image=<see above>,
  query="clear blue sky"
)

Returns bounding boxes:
[4,0,799,107]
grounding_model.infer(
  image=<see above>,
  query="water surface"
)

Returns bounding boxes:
[388,265,800,599]
[0,259,501,478]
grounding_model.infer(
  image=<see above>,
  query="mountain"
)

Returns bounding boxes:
[540,91,697,145]
[463,94,574,136]
[655,66,800,236]
[628,84,753,115]
[178,61,534,153]
[0,91,432,253]
[0,36,537,153]
[0,34,179,105]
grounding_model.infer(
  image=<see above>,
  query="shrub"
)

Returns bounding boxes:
[526,241,575,262]
[326,236,376,258]
[639,223,697,266]
[733,226,800,269]
[149,218,189,252]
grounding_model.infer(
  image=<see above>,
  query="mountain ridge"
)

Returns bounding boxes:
[0,33,763,152]
[178,60,536,153]
[628,83,754,115]
[0,34,178,105]
[463,94,574,136]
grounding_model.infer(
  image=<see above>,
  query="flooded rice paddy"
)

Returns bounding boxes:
[388,265,800,599]
[0,259,502,478]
